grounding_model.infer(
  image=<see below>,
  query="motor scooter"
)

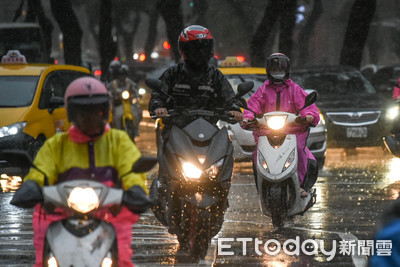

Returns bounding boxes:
[110,87,141,142]
[3,149,156,267]
[121,89,141,142]
[146,78,253,261]
[244,91,319,227]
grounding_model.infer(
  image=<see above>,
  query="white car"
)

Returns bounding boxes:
[218,66,327,168]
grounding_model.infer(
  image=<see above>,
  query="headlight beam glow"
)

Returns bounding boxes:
[266,116,286,130]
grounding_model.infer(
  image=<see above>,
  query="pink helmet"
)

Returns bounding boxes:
[65,76,110,122]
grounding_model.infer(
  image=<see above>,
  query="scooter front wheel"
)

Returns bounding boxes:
[189,207,211,260]
[268,184,287,227]
[179,203,211,261]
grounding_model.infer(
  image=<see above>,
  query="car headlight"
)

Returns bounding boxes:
[317,113,325,126]
[282,149,296,172]
[47,253,58,267]
[387,106,399,120]
[258,152,269,173]
[179,158,202,179]
[101,253,113,267]
[67,187,100,213]
[266,115,287,130]
[0,122,26,138]
[121,90,130,100]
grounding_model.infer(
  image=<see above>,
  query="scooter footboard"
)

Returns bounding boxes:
[45,220,116,266]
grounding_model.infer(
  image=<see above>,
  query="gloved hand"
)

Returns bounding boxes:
[240,118,257,129]
[154,108,168,117]
[305,115,314,125]
[229,110,243,121]
[10,180,43,208]
[123,185,154,214]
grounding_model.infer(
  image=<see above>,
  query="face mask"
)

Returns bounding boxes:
[270,71,285,81]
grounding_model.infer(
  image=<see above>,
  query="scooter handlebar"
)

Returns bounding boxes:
[242,112,310,131]
[150,109,234,122]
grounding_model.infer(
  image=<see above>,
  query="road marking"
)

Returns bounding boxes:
[223,217,368,266]
[288,226,368,267]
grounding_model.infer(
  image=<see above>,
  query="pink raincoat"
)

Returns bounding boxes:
[243,79,320,185]
[393,78,400,100]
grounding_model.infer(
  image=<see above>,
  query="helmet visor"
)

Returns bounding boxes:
[68,95,110,105]
[73,104,108,136]
[184,39,213,64]
[268,57,289,72]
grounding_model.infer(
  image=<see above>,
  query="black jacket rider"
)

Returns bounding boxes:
[149,61,240,129]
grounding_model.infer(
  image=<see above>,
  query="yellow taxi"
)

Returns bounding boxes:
[0,50,91,178]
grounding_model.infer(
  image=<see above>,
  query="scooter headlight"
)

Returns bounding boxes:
[47,253,58,267]
[204,158,224,179]
[258,153,269,173]
[179,158,202,179]
[266,115,287,130]
[121,90,130,100]
[282,149,296,172]
[387,106,399,120]
[101,253,113,267]
[67,187,100,213]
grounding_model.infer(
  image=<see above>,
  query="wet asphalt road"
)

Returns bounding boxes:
[1,123,400,266]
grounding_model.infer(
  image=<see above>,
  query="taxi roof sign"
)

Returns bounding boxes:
[219,56,246,67]
[1,50,27,64]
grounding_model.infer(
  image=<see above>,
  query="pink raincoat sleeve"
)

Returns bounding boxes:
[393,78,400,100]
[292,84,320,127]
[243,83,267,120]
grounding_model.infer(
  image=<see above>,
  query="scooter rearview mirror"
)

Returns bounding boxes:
[0,149,34,168]
[236,81,254,98]
[297,91,318,115]
[132,156,158,173]
[0,149,50,185]
[304,91,318,107]
[145,78,163,92]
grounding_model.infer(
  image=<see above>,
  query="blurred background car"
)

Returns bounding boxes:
[217,57,327,169]
[290,65,394,149]
[361,64,400,101]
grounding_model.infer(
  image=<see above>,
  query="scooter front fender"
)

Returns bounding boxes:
[45,221,116,266]
[122,100,135,121]
[184,193,221,209]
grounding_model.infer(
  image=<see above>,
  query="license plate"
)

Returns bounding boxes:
[346,127,368,138]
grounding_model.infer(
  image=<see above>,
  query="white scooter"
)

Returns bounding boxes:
[4,150,156,267]
[245,92,319,227]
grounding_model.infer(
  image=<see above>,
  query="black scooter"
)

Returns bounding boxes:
[146,78,252,261]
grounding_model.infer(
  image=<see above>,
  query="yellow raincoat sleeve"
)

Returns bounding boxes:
[115,132,148,194]
[23,135,61,186]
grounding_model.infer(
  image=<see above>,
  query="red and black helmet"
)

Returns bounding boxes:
[178,25,213,68]
[266,53,291,83]
[65,76,110,123]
